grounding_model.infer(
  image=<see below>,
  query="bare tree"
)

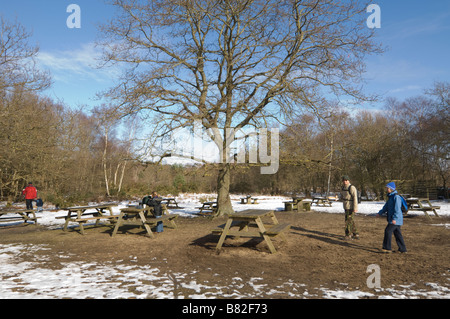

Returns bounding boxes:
[98,0,383,215]
[0,16,51,92]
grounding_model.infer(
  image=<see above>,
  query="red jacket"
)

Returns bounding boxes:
[22,185,37,200]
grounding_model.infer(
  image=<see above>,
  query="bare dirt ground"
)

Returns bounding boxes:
[1,211,449,298]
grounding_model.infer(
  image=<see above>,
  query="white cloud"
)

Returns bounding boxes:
[388,85,422,94]
[37,42,120,84]
[382,10,450,41]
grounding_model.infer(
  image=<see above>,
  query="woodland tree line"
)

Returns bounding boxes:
[1,82,448,206]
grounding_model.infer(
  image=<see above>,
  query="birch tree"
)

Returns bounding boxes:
[91,104,136,196]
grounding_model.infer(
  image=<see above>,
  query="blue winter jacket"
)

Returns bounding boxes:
[377,190,403,225]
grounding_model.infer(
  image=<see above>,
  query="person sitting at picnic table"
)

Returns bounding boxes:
[144,191,163,233]
[22,182,37,210]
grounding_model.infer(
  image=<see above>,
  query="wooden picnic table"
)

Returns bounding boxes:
[55,204,117,235]
[0,209,38,225]
[162,197,179,208]
[196,201,218,215]
[312,196,332,207]
[240,196,259,204]
[283,197,310,211]
[111,206,178,238]
[213,209,290,254]
[405,198,440,219]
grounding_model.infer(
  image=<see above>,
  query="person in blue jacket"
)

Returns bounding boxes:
[376,182,407,253]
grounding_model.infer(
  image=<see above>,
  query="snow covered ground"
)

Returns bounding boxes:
[1,194,449,299]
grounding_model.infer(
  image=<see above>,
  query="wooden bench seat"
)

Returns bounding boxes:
[0,216,26,221]
[211,221,248,234]
[146,213,178,222]
[408,206,441,219]
[0,216,39,222]
[0,209,39,224]
[56,212,102,219]
[264,223,291,236]
[410,206,440,211]
[211,228,223,235]
[74,215,118,223]
[145,214,178,228]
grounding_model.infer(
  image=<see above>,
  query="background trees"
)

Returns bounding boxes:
[1,82,448,204]
[278,81,449,199]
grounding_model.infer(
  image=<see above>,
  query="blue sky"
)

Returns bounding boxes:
[1,0,117,107]
[1,0,449,110]
[364,1,450,104]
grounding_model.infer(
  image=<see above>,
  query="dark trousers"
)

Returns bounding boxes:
[383,224,407,252]
[25,199,34,210]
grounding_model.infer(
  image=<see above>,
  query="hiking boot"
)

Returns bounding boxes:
[344,235,352,241]
[352,234,360,240]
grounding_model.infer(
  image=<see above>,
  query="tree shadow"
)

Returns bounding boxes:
[190,233,266,252]
[290,226,382,253]
[190,226,383,254]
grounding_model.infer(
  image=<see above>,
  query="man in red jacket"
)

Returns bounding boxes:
[22,182,37,210]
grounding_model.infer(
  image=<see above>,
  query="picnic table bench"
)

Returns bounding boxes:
[111,206,178,238]
[283,197,311,211]
[240,196,259,204]
[55,204,117,235]
[312,196,332,207]
[213,209,290,254]
[0,209,38,225]
[196,201,218,215]
[405,198,440,219]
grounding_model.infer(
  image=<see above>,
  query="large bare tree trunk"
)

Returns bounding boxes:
[102,130,111,197]
[216,163,234,216]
